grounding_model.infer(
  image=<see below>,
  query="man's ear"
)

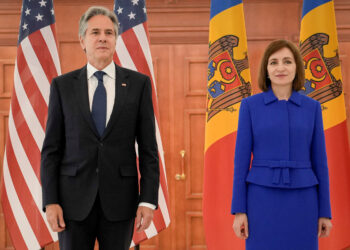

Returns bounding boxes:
[79,36,86,53]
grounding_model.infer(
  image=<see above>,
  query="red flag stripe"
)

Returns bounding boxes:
[152,206,166,230]
[10,91,41,181]
[132,229,147,245]
[28,30,58,83]
[5,140,53,244]
[203,132,244,249]
[113,53,121,65]
[17,46,48,129]
[0,180,27,250]
[322,120,350,249]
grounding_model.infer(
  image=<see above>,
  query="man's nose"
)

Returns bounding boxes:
[98,34,107,42]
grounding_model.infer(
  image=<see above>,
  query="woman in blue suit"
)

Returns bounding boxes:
[231,40,332,250]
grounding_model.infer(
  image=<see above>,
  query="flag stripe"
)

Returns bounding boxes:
[120,28,160,116]
[2,151,41,249]
[113,53,121,66]
[204,0,251,248]
[28,31,58,84]
[156,123,168,186]
[116,37,137,70]
[300,1,350,248]
[8,102,57,242]
[210,0,242,19]
[0,176,27,250]
[114,1,170,245]
[10,90,41,181]
[302,0,332,17]
[144,222,158,238]
[135,23,157,94]
[152,203,166,230]
[41,25,61,75]
[14,62,45,150]
[5,139,52,244]
[20,36,50,105]
[158,184,170,226]
[16,46,48,130]
[132,230,147,245]
[157,151,170,207]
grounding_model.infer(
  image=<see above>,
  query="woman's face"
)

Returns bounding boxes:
[267,47,296,89]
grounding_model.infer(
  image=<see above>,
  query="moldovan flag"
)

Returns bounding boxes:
[299,0,350,249]
[0,0,60,249]
[203,0,251,249]
[113,0,171,246]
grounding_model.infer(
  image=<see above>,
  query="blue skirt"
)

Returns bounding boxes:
[246,183,318,250]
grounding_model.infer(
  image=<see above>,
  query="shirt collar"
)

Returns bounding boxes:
[87,61,116,80]
[263,87,301,106]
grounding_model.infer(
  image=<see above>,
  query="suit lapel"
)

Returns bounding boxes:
[74,66,100,137]
[102,64,129,139]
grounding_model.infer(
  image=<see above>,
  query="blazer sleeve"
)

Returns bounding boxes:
[231,98,253,214]
[136,76,160,207]
[311,102,332,218]
[40,79,65,211]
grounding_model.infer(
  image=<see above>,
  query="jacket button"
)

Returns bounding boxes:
[99,142,103,147]
[96,168,99,173]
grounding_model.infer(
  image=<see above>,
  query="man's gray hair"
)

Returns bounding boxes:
[79,6,119,38]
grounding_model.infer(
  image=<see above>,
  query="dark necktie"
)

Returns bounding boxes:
[91,71,106,136]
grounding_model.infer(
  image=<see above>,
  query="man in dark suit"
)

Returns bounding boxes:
[40,6,159,250]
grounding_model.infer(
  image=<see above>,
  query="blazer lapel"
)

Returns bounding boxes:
[74,66,100,137]
[102,64,129,139]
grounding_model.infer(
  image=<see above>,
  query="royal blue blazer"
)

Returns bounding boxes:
[231,88,332,218]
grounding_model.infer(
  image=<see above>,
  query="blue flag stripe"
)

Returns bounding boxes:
[210,0,242,19]
[302,0,332,18]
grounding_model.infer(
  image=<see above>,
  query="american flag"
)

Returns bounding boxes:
[0,0,60,249]
[113,0,171,246]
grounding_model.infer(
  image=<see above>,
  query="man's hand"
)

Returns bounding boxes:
[135,206,154,232]
[46,204,66,232]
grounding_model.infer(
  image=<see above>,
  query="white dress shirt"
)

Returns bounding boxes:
[87,62,155,210]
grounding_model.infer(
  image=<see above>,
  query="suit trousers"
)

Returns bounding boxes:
[58,194,135,250]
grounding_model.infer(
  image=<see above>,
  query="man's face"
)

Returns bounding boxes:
[80,15,116,68]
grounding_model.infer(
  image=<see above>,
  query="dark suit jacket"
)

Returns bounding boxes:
[41,64,159,221]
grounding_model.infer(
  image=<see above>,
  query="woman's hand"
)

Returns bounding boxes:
[318,217,332,237]
[233,213,249,239]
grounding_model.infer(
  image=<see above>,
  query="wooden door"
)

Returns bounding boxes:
[171,44,207,250]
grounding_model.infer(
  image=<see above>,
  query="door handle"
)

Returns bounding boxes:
[175,150,186,180]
